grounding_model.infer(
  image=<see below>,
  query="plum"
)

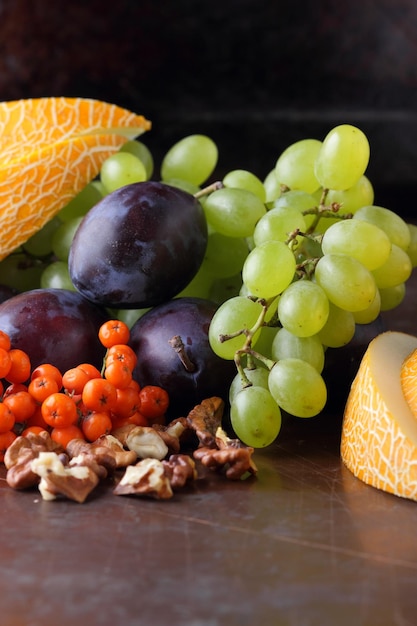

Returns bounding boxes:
[0,288,109,373]
[68,181,208,309]
[322,315,385,411]
[0,284,18,304]
[129,297,236,419]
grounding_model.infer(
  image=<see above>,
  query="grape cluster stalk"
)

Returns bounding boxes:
[2,126,416,449]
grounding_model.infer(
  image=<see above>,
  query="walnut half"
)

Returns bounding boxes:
[114,458,173,499]
[193,427,258,480]
[31,452,100,503]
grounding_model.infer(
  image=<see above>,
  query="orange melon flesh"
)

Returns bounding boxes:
[341,331,417,500]
[400,348,417,418]
[0,97,151,163]
[0,97,151,260]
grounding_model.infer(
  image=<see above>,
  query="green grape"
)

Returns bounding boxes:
[314,124,370,190]
[371,244,412,289]
[40,261,76,291]
[275,138,322,193]
[277,280,329,337]
[209,273,243,305]
[379,283,406,311]
[22,216,62,258]
[161,134,218,186]
[175,264,213,299]
[116,307,151,328]
[251,325,278,360]
[203,232,249,278]
[120,140,154,179]
[58,182,103,222]
[272,190,318,231]
[223,169,266,202]
[242,240,296,299]
[229,366,270,404]
[230,385,282,447]
[268,358,327,418]
[100,152,147,193]
[0,253,45,291]
[297,234,323,262]
[325,175,374,215]
[52,216,84,261]
[204,187,266,238]
[318,301,356,347]
[90,180,107,197]
[353,205,411,251]
[253,205,307,247]
[321,219,391,270]
[163,178,201,195]
[315,253,377,312]
[271,327,325,373]
[406,223,417,268]
[352,289,381,324]
[263,169,282,203]
[208,296,264,360]
[273,189,317,213]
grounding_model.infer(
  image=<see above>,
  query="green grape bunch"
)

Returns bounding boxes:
[205,124,415,448]
[2,126,415,451]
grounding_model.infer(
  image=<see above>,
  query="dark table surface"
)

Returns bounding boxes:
[1,270,417,626]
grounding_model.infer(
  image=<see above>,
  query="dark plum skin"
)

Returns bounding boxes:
[0,284,18,304]
[129,297,236,419]
[68,181,208,309]
[323,315,385,411]
[0,288,109,373]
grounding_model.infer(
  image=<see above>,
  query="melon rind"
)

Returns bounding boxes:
[341,331,417,500]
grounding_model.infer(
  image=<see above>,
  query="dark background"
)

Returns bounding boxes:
[1,0,417,212]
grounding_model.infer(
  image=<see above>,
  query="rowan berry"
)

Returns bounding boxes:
[0,330,11,352]
[28,375,60,404]
[3,383,27,398]
[81,411,113,442]
[0,347,11,378]
[106,344,137,371]
[51,424,85,449]
[104,361,132,389]
[41,392,78,429]
[138,385,170,421]
[62,366,91,395]
[111,411,149,430]
[31,363,63,389]
[113,385,141,419]
[98,319,130,348]
[0,403,15,433]
[6,349,31,384]
[0,430,17,462]
[3,390,37,423]
[21,426,48,437]
[77,363,102,380]
[25,405,51,431]
[82,378,118,413]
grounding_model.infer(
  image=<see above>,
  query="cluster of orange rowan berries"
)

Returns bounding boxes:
[0,320,170,461]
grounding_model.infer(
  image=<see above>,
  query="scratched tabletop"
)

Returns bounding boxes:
[1,274,417,626]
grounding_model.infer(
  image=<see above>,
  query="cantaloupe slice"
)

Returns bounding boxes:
[341,331,417,500]
[400,348,417,418]
[0,97,151,259]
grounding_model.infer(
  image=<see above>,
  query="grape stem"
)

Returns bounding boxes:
[219,299,276,389]
[194,181,224,199]
[168,335,196,372]
[299,188,352,233]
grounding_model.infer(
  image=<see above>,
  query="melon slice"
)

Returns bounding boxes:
[400,348,417,418]
[341,331,417,500]
[0,97,151,260]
